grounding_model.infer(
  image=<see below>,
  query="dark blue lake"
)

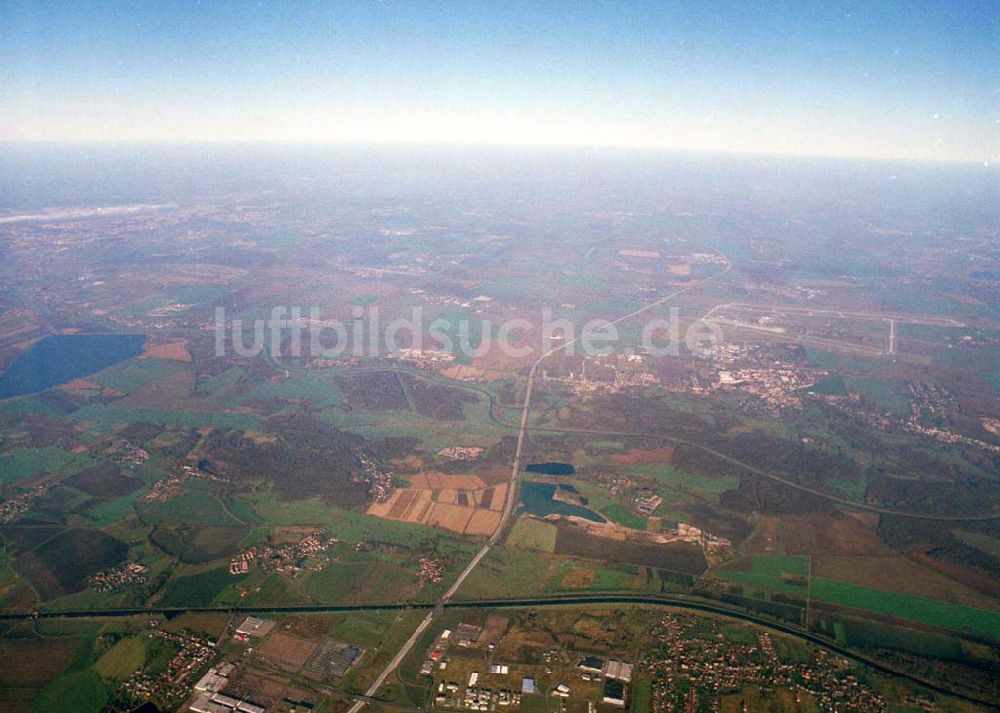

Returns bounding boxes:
[0,333,146,399]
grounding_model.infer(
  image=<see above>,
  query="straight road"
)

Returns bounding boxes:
[5,594,994,709]
[346,257,732,713]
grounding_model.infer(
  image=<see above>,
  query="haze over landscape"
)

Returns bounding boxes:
[0,3,999,713]
[3,0,998,161]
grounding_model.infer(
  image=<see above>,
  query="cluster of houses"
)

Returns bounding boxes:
[112,441,150,464]
[87,562,148,592]
[438,445,484,461]
[0,484,48,523]
[113,628,219,709]
[358,450,394,502]
[228,531,333,576]
[418,557,445,583]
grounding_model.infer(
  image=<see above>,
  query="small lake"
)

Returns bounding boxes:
[520,481,605,523]
[0,333,146,399]
[525,462,575,475]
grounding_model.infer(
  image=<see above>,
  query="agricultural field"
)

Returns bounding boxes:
[366,471,507,535]
[0,447,92,485]
[506,517,558,553]
[0,146,999,711]
[717,555,1000,640]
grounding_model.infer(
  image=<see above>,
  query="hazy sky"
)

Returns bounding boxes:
[2,0,997,162]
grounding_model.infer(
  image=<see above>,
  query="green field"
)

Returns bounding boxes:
[251,494,447,547]
[93,637,146,680]
[844,376,910,414]
[565,480,648,530]
[0,394,65,421]
[305,562,372,602]
[32,670,108,713]
[810,578,1000,640]
[160,566,246,607]
[804,348,887,373]
[227,371,344,408]
[807,375,848,396]
[195,366,246,396]
[719,556,810,594]
[629,675,652,713]
[71,403,261,431]
[90,358,185,393]
[749,555,810,576]
[506,517,558,553]
[81,490,144,527]
[719,556,1000,639]
[137,489,244,526]
[31,630,108,713]
[333,612,397,649]
[630,464,739,503]
[598,503,648,530]
[0,447,92,485]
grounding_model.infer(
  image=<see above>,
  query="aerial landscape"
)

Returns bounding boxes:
[1,2,998,713]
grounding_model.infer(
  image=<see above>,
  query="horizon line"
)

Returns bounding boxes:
[0,138,992,168]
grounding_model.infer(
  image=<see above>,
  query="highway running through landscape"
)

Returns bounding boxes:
[345,257,733,713]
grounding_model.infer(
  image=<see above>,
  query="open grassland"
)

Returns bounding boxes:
[599,503,648,530]
[29,628,108,713]
[71,404,261,431]
[630,675,652,713]
[251,494,454,547]
[568,479,648,530]
[0,447,92,485]
[810,578,1000,640]
[138,488,245,527]
[506,517,558,553]
[0,393,65,421]
[455,547,656,600]
[159,566,247,608]
[812,554,997,610]
[0,637,78,692]
[16,528,128,602]
[804,347,888,374]
[194,365,246,396]
[90,358,186,393]
[340,608,428,699]
[323,406,504,454]
[226,370,344,407]
[306,558,421,605]
[162,612,232,638]
[41,586,125,614]
[844,376,910,414]
[93,636,146,680]
[629,463,739,503]
[719,556,1000,639]
[751,555,810,576]
[32,669,107,713]
[333,611,399,649]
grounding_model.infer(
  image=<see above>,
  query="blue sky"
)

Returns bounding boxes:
[2,0,997,161]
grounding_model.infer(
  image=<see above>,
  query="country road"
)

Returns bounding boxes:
[301,333,1000,522]
[254,260,996,713]
[4,594,996,709]
[345,257,734,713]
